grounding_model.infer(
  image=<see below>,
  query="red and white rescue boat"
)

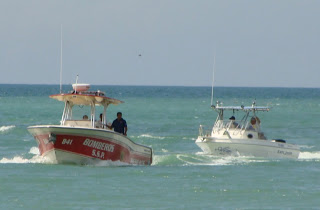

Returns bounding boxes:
[28,84,152,165]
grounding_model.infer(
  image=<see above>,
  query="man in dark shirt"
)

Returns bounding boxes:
[108,112,127,136]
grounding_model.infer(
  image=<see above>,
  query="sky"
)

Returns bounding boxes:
[0,0,319,87]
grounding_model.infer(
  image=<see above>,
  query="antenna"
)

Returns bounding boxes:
[60,24,63,94]
[210,52,216,106]
[75,75,79,92]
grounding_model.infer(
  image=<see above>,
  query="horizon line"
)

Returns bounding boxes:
[0,83,319,89]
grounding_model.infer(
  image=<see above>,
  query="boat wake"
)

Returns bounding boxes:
[2,147,319,166]
[0,155,55,164]
[0,125,15,133]
[153,150,320,166]
[152,153,270,166]
[91,160,130,167]
[298,151,320,161]
[0,147,55,164]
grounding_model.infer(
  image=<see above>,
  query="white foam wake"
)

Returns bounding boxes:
[298,151,320,160]
[152,153,269,166]
[29,146,40,155]
[0,125,15,132]
[0,155,54,164]
[178,154,269,166]
[0,147,53,164]
[93,160,129,167]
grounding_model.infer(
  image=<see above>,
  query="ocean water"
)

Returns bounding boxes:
[0,84,319,209]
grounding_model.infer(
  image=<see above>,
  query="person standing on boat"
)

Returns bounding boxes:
[96,113,103,128]
[228,116,239,128]
[107,112,127,136]
[249,116,266,139]
[249,117,260,131]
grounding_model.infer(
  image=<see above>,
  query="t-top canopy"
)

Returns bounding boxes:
[211,105,269,112]
[50,92,123,106]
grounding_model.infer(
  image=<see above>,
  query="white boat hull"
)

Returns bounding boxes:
[195,137,300,159]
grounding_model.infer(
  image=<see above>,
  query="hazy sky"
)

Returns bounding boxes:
[1,0,319,87]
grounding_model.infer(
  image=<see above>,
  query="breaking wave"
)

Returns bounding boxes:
[0,125,15,133]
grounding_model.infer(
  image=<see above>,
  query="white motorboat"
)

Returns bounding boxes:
[28,84,152,165]
[195,101,300,159]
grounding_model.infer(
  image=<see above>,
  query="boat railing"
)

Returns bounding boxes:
[201,120,257,136]
[198,125,211,137]
[230,122,250,135]
[212,120,248,134]
[199,125,204,136]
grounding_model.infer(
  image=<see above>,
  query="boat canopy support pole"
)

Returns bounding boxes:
[218,110,223,121]
[90,102,95,128]
[103,105,108,128]
[61,101,68,125]
[61,101,73,125]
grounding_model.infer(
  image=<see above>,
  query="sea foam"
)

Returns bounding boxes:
[0,125,15,132]
[0,155,54,164]
[137,134,165,140]
[29,147,40,155]
[298,151,320,160]
[93,160,129,167]
[152,153,269,166]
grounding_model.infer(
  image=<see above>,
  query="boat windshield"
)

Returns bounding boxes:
[213,119,249,131]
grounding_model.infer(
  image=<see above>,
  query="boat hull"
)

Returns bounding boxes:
[195,137,300,159]
[28,125,152,165]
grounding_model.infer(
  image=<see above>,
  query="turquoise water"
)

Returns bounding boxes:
[0,85,319,209]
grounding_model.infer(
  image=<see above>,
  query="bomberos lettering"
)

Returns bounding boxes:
[83,138,114,152]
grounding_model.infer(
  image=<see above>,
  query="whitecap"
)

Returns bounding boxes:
[137,134,165,140]
[182,137,196,141]
[0,125,15,133]
[299,145,315,149]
